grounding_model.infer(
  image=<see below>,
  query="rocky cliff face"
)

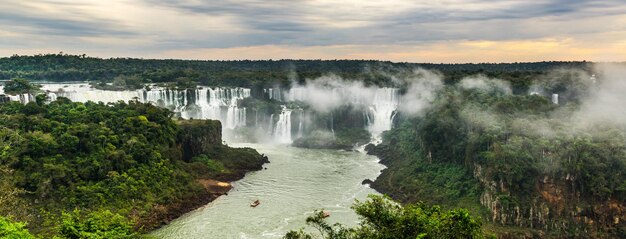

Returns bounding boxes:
[177,119,223,161]
[367,142,625,238]
[176,119,269,180]
[143,119,268,230]
[474,164,625,238]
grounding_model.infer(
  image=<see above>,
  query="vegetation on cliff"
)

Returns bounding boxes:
[0,97,266,237]
[368,70,626,237]
[2,78,41,95]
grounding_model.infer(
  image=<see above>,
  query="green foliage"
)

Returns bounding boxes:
[0,216,37,239]
[56,210,138,239]
[93,75,146,91]
[173,77,197,89]
[191,154,226,173]
[285,195,484,239]
[0,98,264,235]
[0,166,31,221]
[370,78,626,236]
[3,78,41,95]
[0,54,592,88]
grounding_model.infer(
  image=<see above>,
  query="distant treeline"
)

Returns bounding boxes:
[0,54,594,88]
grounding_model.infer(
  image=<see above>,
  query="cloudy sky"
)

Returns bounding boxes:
[1,0,625,62]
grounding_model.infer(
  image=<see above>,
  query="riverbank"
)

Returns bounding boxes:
[152,143,384,238]
[138,172,263,231]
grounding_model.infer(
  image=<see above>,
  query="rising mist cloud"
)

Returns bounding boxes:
[573,63,626,128]
[398,69,444,116]
[459,75,512,94]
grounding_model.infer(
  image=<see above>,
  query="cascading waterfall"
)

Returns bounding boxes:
[0,85,56,104]
[366,88,399,141]
[273,106,292,144]
[7,83,400,145]
[297,109,304,138]
[268,114,274,133]
[552,93,559,105]
[8,93,34,104]
[47,92,57,102]
[146,87,250,129]
[329,111,335,135]
[36,84,251,130]
[285,86,400,144]
[267,88,283,101]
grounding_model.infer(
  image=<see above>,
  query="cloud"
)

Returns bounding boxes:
[0,0,626,61]
[573,63,626,128]
[0,1,133,37]
[397,69,443,115]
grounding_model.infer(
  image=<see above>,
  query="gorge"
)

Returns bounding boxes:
[0,59,624,238]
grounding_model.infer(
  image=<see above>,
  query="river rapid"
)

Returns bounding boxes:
[152,143,384,239]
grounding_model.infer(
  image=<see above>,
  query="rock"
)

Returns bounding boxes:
[177,119,222,161]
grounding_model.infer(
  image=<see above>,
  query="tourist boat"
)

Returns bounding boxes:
[250,199,260,207]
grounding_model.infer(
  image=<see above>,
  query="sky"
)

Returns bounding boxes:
[0,0,625,63]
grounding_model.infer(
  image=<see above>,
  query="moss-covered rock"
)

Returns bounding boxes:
[177,119,223,161]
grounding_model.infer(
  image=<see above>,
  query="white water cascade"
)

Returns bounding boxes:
[366,88,399,140]
[35,84,251,129]
[551,93,559,105]
[0,85,42,104]
[273,106,292,144]
[184,87,250,129]
[284,86,400,144]
[297,109,304,138]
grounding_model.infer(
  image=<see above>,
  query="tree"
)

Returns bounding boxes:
[56,210,138,239]
[285,195,485,239]
[3,78,40,95]
[0,216,37,239]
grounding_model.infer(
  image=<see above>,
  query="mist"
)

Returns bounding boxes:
[285,74,378,112]
[397,69,444,116]
[459,75,512,95]
[573,63,626,129]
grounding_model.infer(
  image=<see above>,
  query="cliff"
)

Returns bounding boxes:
[177,119,223,161]
[367,143,626,238]
[141,119,269,230]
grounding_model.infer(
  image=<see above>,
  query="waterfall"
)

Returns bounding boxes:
[6,93,34,104]
[552,93,559,105]
[36,83,252,129]
[297,110,304,138]
[366,88,399,141]
[285,87,307,102]
[268,114,274,133]
[329,111,335,135]
[268,88,282,101]
[273,106,292,144]
[47,92,57,102]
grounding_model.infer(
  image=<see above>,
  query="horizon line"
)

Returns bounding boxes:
[2,53,624,65]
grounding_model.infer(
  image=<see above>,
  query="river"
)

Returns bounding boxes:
[152,143,384,239]
[1,83,388,238]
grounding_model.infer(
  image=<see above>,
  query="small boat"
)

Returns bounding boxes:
[250,199,260,208]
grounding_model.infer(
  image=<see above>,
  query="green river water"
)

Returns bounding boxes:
[152,143,384,239]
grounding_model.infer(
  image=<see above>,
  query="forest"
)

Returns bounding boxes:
[0,96,267,238]
[0,55,624,238]
[0,54,590,89]
[367,68,626,238]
